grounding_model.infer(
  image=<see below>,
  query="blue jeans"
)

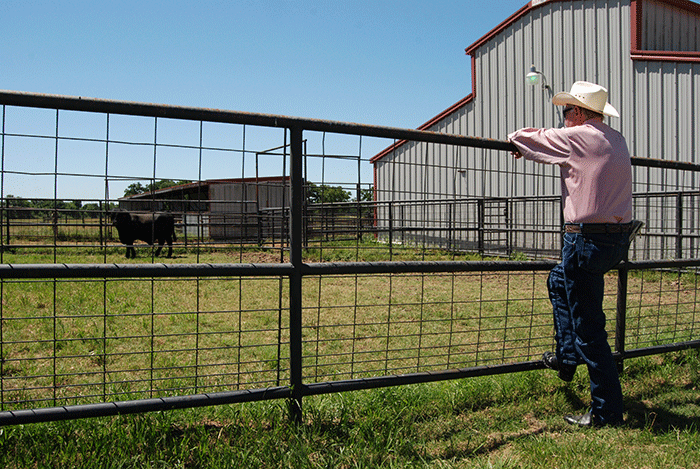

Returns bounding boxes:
[547,230,629,424]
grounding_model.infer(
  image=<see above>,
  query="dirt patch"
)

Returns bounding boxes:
[229,251,286,264]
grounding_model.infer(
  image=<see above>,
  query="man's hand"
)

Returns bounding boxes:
[508,139,522,159]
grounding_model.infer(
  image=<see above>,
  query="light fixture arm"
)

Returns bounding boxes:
[526,64,563,126]
[526,65,551,91]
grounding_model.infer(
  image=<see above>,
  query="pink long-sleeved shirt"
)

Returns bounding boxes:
[508,119,632,224]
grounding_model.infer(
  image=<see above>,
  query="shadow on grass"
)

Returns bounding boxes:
[547,366,700,432]
[625,397,700,432]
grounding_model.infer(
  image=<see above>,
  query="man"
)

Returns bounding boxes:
[508,81,633,427]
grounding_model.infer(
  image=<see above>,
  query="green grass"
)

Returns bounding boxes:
[0,350,698,468]
[0,242,698,467]
[1,244,697,406]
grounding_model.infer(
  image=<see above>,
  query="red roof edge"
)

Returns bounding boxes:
[369,93,474,163]
[370,0,700,166]
[464,2,533,56]
[370,3,533,165]
[631,0,700,62]
[122,176,290,199]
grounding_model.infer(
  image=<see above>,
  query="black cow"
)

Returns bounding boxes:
[111,210,176,258]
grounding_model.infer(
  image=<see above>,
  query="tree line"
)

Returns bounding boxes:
[3,181,374,219]
[123,180,193,197]
[3,197,117,219]
[124,180,373,205]
[306,182,373,204]
[2,180,191,219]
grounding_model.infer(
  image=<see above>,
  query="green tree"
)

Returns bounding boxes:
[123,183,146,197]
[123,180,192,197]
[81,202,117,216]
[358,186,374,202]
[306,183,351,204]
[5,195,32,219]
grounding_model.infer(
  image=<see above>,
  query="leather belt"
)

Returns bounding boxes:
[564,223,634,234]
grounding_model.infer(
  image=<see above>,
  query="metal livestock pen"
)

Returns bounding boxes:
[0,90,698,426]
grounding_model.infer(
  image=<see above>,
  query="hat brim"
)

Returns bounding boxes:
[552,92,620,118]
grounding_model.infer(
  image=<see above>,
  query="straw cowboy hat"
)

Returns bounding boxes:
[552,81,620,118]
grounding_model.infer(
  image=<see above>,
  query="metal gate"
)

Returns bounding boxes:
[0,90,698,426]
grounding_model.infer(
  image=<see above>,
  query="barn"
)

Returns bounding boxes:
[371,0,700,260]
[118,176,290,243]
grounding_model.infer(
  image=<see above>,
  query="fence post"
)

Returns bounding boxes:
[478,199,484,255]
[99,201,103,248]
[505,198,512,257]
[388,202,393,258]
[356,184,363,242]
[3,199,10,246]
[288,125,304,423]
[615,258,629,373]
[676,193,683,259]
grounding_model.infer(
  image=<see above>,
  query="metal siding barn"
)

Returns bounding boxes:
[372,0,700,259]
[120,177,290,241]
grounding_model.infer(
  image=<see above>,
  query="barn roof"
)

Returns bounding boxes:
[370,0,700,164]
[120,176,290,200]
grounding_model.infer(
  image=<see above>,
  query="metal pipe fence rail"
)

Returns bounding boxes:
[2,191,698,261]
[0,90,699,427]
[0,258,698,426]
[284,191,700,260]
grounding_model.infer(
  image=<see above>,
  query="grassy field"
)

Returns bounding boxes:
[0,241,698,467]
[2,244,698,383]
[4,244,696,409]
[0,349,698,468]
[0,250,556,406]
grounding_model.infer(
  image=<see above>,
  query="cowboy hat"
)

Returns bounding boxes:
[552,81,620,117]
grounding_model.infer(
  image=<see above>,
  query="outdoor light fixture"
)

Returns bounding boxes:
[526,64,562,126]
[526,64,550,91]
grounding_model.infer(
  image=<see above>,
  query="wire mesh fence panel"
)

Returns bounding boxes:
[0,275,290,409]
[0,91,698,425]
[624,268,700,350]
[298,269,619,382]
[630,192,700,260]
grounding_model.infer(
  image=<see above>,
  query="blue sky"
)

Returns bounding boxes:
[1,0,528,200]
